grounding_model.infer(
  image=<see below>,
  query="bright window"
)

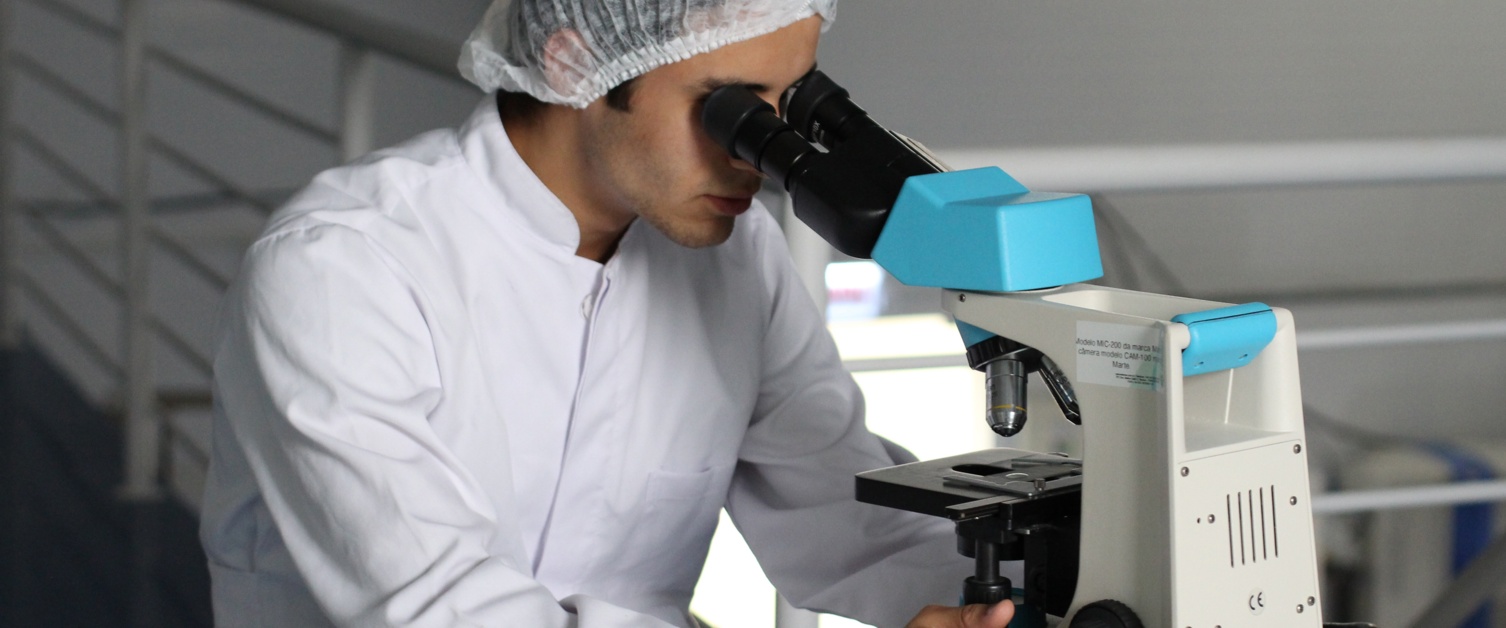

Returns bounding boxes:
[691,312,992,627]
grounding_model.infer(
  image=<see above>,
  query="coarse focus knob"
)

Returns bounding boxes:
[1069,600,1143,628]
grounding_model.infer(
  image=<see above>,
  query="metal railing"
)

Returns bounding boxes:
[0,4,827,624]
[0,0,467,502]
[0,0,19,349]
[939,139,1506,193]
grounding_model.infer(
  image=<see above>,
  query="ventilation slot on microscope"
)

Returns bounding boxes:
[1226,485,1280,568]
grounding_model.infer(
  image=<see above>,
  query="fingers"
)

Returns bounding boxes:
[965,599,1014,628]
[906,599,1016,628]
[984,599,1015,626]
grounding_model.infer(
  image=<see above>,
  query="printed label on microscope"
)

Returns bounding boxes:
[1075,321,1163,390]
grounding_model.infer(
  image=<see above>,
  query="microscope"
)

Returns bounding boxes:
[703,71,1335,627]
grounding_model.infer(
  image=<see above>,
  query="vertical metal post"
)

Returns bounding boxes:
[337,42,376,162]
[119,0,158,502]
[0,0,20,349]
[0,7,16,623]
[120,8,165,627]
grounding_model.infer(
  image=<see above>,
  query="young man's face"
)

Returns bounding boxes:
[577,16,823,249]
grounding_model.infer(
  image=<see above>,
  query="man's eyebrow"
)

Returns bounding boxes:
[698,63,817,95]
[699,77,770,94]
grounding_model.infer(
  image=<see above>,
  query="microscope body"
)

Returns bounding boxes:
[947,284,1323,626]
[701,70,1327,626]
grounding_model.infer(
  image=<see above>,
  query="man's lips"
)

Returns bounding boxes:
[707,195,754,216]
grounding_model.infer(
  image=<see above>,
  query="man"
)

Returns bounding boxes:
[201,0,1017,625]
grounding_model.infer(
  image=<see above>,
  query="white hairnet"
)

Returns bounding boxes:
[459,0,838,108]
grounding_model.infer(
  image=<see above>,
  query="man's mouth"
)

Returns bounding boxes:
[706,195,754,216]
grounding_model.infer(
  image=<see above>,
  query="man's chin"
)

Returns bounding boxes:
[650,216,736,249]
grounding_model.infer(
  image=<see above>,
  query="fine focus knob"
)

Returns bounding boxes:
[1070,600,1143,628]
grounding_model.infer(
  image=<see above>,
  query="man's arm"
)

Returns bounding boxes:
[724,217,1016,626]
[210,223,672,627]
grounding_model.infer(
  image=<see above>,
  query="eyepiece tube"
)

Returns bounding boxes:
[782,70,881,149]
[702,85,818,190]
[701,71,940,259]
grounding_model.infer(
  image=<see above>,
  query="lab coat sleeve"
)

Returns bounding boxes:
[215,223,673,627]
[723,218,982,627]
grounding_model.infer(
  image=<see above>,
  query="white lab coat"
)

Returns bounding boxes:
[200,97,974,627]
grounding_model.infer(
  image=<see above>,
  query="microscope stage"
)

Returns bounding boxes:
[856,448,1082,522]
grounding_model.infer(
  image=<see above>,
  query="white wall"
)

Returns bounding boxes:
[820,1,1506,146]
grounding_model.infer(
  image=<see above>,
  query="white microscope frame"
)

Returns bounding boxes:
[946,283,1323,627]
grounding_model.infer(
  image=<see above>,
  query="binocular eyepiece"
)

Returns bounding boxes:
[701,70,944,259]
[781,70,883,150]
[700,83,815,190]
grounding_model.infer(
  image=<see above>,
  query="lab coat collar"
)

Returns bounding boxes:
[458,96,585,256]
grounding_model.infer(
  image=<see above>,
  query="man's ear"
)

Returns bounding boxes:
[542,29,594,97]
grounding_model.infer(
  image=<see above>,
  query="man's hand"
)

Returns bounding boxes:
[905,600,1014,628]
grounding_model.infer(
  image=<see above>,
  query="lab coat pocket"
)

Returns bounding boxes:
[615,466,727,596]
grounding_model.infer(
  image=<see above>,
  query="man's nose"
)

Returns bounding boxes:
[729,156,762,176]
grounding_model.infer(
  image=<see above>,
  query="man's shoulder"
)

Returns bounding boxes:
[259,128,471,241]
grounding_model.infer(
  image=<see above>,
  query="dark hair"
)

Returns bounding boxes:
[496,89,545,120]
[497,76,638,121]
[604,77,637,111]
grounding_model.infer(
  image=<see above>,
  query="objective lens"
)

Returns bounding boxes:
[985,358,1028,437]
